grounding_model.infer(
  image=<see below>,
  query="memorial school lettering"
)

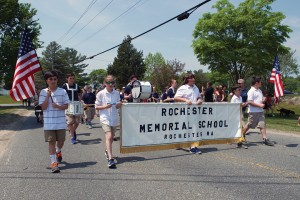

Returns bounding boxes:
[121,103,241,148]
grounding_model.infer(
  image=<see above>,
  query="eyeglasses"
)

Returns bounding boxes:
[48,78,57,81]
[106,81,115,85]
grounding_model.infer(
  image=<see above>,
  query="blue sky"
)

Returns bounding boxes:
[19,0,300,74]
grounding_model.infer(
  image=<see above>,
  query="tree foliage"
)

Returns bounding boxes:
[144,52,166,80]
[0,1,41,89]
[107,35,146,88]
[37,41,88,89]
[279,49,299,78]
[192,0,292,85]
[88,69,107,90]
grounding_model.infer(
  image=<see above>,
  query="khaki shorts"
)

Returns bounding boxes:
[247,112,266,129]
[84,107,95,120]
[101,122,117,133]
[66,115,80,125]
[44,129,66,142]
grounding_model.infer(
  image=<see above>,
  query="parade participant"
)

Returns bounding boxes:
[238,79,248,113]
[150,86,159,102]
[230,85,248,148]
[39,70,69,173]
[174,73,203,154]
[161,87,168,102]
[82,85,96,129]
[242,76,274,146]
[202,82,214,102]
[95,75,122,168]
[124,75,137,102]
[62,73,81,144]
[164,79,177,102]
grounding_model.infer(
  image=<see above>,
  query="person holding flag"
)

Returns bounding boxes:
[242,76,274,146]
[39,71,69,173]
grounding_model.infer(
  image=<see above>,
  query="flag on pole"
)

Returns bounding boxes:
[269,53,284,103]
[9,29,41,101]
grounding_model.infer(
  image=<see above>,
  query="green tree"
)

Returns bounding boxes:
[0,1,41,89]
[192,0,292,85]
[279,49,299,78]
[150,59,185,92]
[37,41,88,88]
[144,52,166,80]
[107,35,145,87]
[88,69,107,90]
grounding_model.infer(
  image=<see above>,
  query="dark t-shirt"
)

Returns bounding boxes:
[124,84,133,102]
[62,83,81,101]
[82,92,96,105]
[204,87,214,102]
[161,92,167,101]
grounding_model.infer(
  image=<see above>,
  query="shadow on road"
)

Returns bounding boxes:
[77,138,102,145]
[58,161,98,170]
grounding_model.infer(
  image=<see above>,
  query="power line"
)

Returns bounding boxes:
[73,0,144,48]
[63,0,115,45]
[77,0,212,64]
[57,0,98,43]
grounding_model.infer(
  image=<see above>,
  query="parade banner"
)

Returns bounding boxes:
[120,103,243,153]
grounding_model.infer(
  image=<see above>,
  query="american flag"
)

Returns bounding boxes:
[269,53,284,103]
[9,29,41,101]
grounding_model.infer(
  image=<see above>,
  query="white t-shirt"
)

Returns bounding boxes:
[230,95,242,103]
[247,86,263,113]
[39,88,70,130]
[175,84,201,103]
[95,88,120,126]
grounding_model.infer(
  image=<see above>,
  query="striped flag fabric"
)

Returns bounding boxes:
[269,53,284,103]
[9,29,41,101]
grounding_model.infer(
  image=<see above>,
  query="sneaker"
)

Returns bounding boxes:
[190,147,202,154]
[50,162,60,173]
[88,124,93,129]
[56,151,62,163]
[262,138,274,146]
[105,150,109,161]
[108,159,116,169]
[71,137,76,144]
[237,142,248,149]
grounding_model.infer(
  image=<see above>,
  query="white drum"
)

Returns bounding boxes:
[66,101,83,115]
[131,80,152,99]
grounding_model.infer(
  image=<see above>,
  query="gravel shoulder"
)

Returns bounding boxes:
[0,109,33,158]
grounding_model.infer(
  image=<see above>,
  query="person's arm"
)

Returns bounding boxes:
[95,93,113,110]
[174,96,192,105]
[40,89,51,110]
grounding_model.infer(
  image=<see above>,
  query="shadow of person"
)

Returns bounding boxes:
[59,161,98,170]
[286,144,298,148]
[77,138,102,145]
[116,156,146,165]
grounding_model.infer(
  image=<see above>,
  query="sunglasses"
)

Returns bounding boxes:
[106,81,115,85]
[48,78,57,81]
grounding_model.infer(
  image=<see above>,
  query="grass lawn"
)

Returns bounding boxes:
[0,95,22,104]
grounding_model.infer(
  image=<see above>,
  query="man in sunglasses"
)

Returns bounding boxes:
[39,70,69,173]
[95,75,122,169]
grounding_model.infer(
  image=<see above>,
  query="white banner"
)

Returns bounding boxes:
[120,103,242,153]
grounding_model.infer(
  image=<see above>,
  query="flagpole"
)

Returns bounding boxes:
[35,54,54,103]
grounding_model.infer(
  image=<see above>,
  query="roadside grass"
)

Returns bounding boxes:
[0,95,21,104]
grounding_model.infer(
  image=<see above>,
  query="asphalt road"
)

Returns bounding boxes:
[0,112,299,200]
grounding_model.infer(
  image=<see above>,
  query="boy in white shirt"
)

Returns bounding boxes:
[231,85,248,148]
[242,76,274,146]
[39,71,69,173]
